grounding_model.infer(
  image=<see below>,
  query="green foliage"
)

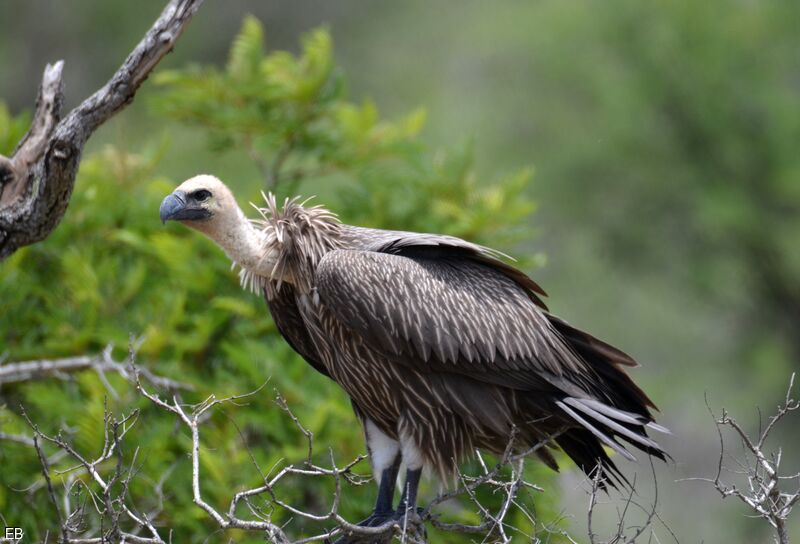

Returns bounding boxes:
[1,17,552,543]
[151,17,348,179]
[0,103,30,155]
[151,18,539,261]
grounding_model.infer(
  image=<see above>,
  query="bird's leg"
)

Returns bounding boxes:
[395,467,422,519]
[331,455,401,544]
[372,454,402,518]
[356,419,402,526]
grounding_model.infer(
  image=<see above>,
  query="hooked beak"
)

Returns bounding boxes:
[159,190,212,224]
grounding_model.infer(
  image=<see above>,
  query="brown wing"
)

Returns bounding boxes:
[315,240,666,469]
[315,248,587,388]
[318,231,648,410]
[266,283,331,379]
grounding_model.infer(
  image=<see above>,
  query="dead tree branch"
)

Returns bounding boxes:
[17,404,166,543]
[133,366,582,544]
[132,370,382,543]
[2,347,679,543]
[584,459,678,544]
[0,342,192,392]
[419,428,561,541]
[0,0,205,259]
[684,373,798,544]
[4,364,658,544]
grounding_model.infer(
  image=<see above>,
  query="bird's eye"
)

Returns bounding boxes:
[193,189,212,202]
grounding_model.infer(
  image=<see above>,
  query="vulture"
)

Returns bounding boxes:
[160,175,667,534]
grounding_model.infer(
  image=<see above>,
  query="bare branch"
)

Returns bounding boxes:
[420,428,559,540]
[0,431,35,447]
[583,459,676,544]
[0,0,205,259]
[32,433,69,543]
[0,343,192,391]
[684,373,798,544]
[8,348,688,543]
[15,403,166,543]
[275,390,314,465]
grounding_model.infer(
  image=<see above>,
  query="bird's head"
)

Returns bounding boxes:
[159,175,241,237]
[160,174,339,294]
[160,175,279,288]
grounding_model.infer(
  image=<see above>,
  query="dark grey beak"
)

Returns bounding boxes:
[160,191,186,224]
[159,190,212,224]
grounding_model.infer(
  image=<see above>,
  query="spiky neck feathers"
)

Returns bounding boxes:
[239,193,343,297]
[166,176,341,295]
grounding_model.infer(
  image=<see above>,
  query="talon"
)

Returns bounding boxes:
[331,512,396,544]
[394,505,425,520]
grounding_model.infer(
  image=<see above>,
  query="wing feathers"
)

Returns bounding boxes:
[548,314,638,367]
[556,400,637,462]
[314,234,665,472]
[562,398,662,451]
[316,249,563,376]
[567,397,649,426]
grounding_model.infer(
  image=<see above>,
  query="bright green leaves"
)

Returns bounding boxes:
[152,16,538,264]
[227,15,264,81]
[151,19,342,183]
[0,103,30,155]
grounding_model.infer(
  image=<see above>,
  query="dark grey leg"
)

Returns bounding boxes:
[332,454,402,543]
[395,467,422,517]
[373,454,401,515]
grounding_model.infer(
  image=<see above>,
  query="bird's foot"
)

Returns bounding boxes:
[329,508,427,544]
[328,511,398,544]
[357,510,398,528]
[390,506,427,542]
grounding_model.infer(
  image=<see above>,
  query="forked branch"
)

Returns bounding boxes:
[0,0,205,259]
[684,373,798,544]
[0,342,192,392]
[3,346,677,543]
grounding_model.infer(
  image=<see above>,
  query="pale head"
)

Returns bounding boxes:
[160,175,276,284]
[159,174,241,238]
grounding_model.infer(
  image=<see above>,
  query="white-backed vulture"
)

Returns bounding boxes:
[160,175,667,534]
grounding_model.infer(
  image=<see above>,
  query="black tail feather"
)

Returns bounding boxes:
[556,428,630,489]
[548,313,658,415]
[544,313,670,477]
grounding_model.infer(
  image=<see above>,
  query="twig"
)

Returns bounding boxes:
[275,391,314,465]
[683,373,798,544]
[18,403,166,543]
[32,433,69,543]
[0,431,36,447]
[10,346,687,543]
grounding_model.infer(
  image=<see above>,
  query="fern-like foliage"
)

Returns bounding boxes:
[152,17,540,259]
[227,14,264,81]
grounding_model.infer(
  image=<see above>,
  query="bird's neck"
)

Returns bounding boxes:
[202,196,342,296]
[207,208,282,283]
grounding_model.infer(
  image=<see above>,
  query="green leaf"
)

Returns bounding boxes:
[227,14,265,81]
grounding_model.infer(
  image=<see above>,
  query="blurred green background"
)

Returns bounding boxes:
[1,1,798,542]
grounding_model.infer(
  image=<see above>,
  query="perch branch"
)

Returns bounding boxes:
[18,405,166,543]
[0,0,205,259]
[0,343,192,391]
[5,343,679,543]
